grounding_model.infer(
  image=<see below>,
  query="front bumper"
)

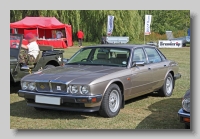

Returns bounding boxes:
[174,73,181,80]
[177,108,190,124]
[18,90,102,112]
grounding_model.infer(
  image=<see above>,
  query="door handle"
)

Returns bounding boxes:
[148,67,151,70]
[164,65,166,67]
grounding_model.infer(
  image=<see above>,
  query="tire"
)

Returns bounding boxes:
[44,65,55,69]
[158,73,174,97]
[99,84,122,118]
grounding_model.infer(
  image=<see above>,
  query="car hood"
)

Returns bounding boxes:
[22,65,125,84]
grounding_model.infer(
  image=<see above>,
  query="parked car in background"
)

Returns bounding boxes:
[178,89,190,129]
[18,44,181,118]
[10,34,64,83]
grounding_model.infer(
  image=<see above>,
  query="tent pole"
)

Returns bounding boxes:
[37,27,38,39]
[65,26,68,46]
[44,29,45,39]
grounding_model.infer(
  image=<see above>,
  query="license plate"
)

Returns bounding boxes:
[35,95,61,105]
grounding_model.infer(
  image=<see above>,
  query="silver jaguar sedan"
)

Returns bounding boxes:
[18,44,181,118]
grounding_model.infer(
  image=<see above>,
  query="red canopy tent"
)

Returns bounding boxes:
[10,17,73,48]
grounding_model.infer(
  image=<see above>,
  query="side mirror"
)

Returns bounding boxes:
[131,61,145,67]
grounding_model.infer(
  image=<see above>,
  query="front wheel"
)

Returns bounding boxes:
[158,73,174,97]
[99,84,122,118]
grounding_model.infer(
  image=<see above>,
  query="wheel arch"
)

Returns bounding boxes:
[45,60,60,67]
[103,79,125,109]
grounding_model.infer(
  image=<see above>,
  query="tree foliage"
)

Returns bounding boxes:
[10,10,190,42]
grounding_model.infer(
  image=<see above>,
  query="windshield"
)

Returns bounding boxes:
[67,47,130,67]
[10,34,22,49]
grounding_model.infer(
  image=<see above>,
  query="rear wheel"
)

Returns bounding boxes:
[158,73,174,97]
[99,84,122,118]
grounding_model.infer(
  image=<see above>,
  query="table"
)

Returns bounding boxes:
[21,39,67,49]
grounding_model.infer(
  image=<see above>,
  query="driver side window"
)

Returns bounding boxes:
[132,48,147,64]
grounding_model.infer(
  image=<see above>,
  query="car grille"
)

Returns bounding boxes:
[36,82,50,92]
[51,82,67,93]
[36,82,67,93]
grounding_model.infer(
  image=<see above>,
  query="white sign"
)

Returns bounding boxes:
[158,40,183,48]
[107,15,114,36]
[144,15,152,35]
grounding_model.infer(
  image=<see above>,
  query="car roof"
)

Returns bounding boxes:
[84,44,156,49]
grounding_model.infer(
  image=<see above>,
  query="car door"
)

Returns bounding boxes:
[129,48,154,98]
[144,47,168,91]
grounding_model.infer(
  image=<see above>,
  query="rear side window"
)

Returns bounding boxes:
[157,49,166,60]
[144,47,162,63]
[132,48,147,64]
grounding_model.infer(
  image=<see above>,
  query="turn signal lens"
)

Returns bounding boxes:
[91,98,97,103]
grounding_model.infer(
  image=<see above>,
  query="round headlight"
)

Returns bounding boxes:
[70,85,78,94]
[21,82,29,90]
[28,82,36,91]
[80,85,89,95]
[182,97,190,112]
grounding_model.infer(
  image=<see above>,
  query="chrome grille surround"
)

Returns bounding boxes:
[35,80,69,94]
[35,80,51,92]
[51,81,68,93]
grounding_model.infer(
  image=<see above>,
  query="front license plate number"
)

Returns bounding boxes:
[35,95,61,105]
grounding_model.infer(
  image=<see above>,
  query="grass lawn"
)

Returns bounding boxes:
[10,45,190,129]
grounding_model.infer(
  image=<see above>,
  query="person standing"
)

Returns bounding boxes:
[56,30,64,39]
[19,33,40,69]
[77,29,84,47]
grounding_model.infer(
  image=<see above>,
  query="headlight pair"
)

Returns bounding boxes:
[182,97,190,113]
[21,82,36,91]
[67,85,90,95]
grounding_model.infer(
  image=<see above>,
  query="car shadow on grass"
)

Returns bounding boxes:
[10,82,21,94]
[10,92,164,120]
[133,97,187,129]
[10,92,159,120]
[124,92,162,105]
[10,99,101,120]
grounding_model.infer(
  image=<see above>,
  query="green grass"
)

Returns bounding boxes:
[10,45,190,129]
